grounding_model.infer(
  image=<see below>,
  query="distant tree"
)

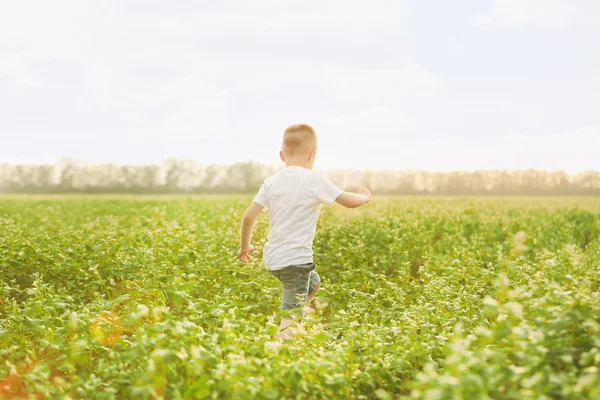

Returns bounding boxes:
[0,160,598,195]
[164,159,184,192]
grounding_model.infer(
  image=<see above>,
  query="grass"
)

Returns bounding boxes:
[0,196,599,399]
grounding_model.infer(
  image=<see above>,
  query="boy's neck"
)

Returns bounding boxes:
[285,161,312,170]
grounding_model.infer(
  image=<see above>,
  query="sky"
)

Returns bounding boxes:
[1,0,599,172]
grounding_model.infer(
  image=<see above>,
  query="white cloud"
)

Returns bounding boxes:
[324,61,443,100]
[428,127,600,172]
[0,1,410,62]
[324,106,412,138]
[0,1,77,54]
[316,121,599,172]
[160,81,231,139]
[502,126,600,172]
[472,0,598,28]
[0,0,597,174]
[317,106,413,168]
[149,0,410,42]
[0,0,422,145]
[0,52,42,87]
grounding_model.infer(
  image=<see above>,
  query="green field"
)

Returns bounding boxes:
[1,196,599,399]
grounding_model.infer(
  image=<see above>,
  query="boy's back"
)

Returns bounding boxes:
[253,166,343,270]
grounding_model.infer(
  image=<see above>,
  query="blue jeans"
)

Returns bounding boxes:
[270,263,320,311]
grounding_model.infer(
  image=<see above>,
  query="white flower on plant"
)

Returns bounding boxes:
[136,304,149,318]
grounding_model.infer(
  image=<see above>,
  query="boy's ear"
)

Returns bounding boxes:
[308,149,317,162]
[279,151,285,162]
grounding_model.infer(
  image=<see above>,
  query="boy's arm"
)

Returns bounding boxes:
[335,188,371,209]
[238,202,263,263]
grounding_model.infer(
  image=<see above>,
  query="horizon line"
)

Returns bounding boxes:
[1,158,598,175]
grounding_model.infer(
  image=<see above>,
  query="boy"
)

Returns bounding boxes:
[237,124,371,339]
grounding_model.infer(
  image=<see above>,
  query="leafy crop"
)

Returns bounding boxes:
[0,196,599,399]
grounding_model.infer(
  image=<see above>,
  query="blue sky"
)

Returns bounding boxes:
[1,0,598,172]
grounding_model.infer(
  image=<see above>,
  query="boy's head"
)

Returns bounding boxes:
[280,124,318,169]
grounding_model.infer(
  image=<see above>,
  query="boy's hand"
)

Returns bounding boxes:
[357,188,372,201]
[238,245,255,263]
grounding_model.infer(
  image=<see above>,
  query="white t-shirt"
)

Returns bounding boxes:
[253,166,344,271]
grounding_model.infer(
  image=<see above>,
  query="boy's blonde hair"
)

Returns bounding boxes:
[282,124,318,156]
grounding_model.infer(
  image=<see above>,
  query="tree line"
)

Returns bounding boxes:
[0,158,598,195]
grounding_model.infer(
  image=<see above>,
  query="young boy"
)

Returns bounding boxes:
[237,124,371,339]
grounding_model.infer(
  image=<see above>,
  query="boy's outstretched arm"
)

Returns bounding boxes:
[335,188,372,209]
[238,202,263,263]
